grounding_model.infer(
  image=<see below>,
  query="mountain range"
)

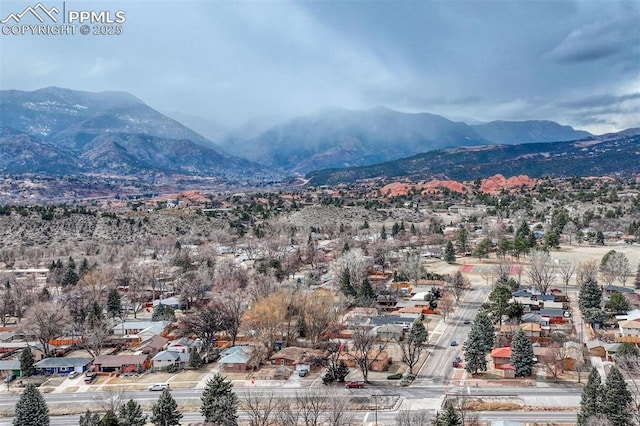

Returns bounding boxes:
[306,129,640,186]
[219,108,594,174]
[0,87,269,179]
[1,87,636,187]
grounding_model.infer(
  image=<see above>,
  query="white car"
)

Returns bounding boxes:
[68,371,79,379]
[148,383,170,391]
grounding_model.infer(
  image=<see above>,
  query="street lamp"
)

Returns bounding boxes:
[372,392,397,426]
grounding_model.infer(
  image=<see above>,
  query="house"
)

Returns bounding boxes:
[0,360,22,378]
[340,349,390,372]
[561,341,584,371]
[139,335,169,356]
[373,324,403,341]
[268,347,325,373]
[539,308,568,324]
[218,346,255,372]
[0,343,53,360]
[33,357,93,375]
[512,290,537,307]
[520,322,542,338]
[370,315,414,330]
[112,321,166,340]
[586,339,619,360]
[391,307,425,320]
[152,297,181,310]
[92,354,150,373]
[166,337,203,364]
[151,350,181,371]
[604,285,635,295]
[618,319,640,337]
[490,347,512,370]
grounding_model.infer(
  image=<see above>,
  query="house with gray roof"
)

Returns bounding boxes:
[0,360,22,377]
[218,346,255,372]
[151,350,181,371]
[33,357,93,375]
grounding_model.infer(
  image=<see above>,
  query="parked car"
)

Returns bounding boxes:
[452,356,462,368]
[298,369,309,377]
[463,319,470,325]
[3,374,16,384]
[450,340,457,346]
[345,381,365,389]
[148,383,170,391]
[68,371,79,379]
[84,372,97,384]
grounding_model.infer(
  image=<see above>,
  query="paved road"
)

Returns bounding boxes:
[416,286,491,385]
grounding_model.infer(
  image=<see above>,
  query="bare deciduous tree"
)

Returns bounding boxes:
[297,388,327,426]
[526,250,556,294]
[577,260,599,285]
[93,387,128,414]
[345,325,384,383]
[540,343,567,383]
[395,409,432,426]
[21,302,69,357]
[438,291,455,322]
[323,395,355,426]
[557,259,576,293]
[243,390,282,426]
[303,293,338,348]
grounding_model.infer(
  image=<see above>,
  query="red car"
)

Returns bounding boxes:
[345,381,365,389]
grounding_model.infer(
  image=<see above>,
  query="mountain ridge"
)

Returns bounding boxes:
[305,129,640,186]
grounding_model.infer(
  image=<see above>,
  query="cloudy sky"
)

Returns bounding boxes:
[1,0,638,134]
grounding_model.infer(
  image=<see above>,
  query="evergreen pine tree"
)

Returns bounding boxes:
[333,360,350,382]
[20,347,34,377]
[118,399,147,426]
[475,309,495,353]
[200,373,239,425]
[67,256,76,270]
[455,228,469,254]
[435,403,462,426]
[516,220,530,239]
[79,410,101,426]
[151,388,182,426]
[61,267,79,287]
[463,321,488,374]
[78,258,90,277]
[510,328,534,377]
[152,304,176,322]
[578,277,602,315]
[392,222,401,237]
[13,383,49,426]
[444,241,456,263]
[635,262,640,290]
[602,365,633,426]
[357,278,376,305]
[577,367,603,426]
[340,268,356,297]
[106,288,122,320]
[100,410,119,426]
[189,350,203,369]
[380,224,387,240]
